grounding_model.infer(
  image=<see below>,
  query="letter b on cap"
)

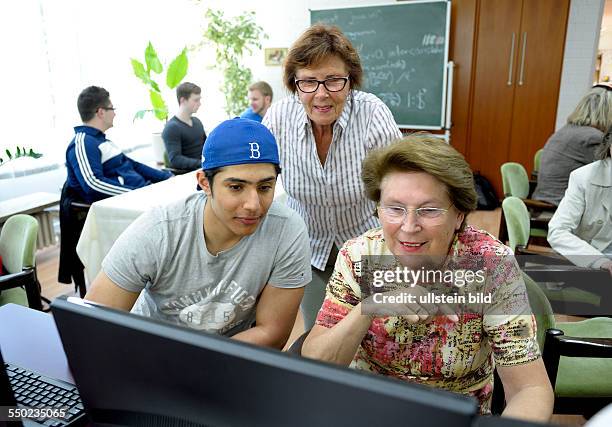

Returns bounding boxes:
[249,142,261,159]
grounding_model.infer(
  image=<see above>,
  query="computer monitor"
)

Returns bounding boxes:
[51,296,478,427]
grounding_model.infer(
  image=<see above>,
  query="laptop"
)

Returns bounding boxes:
[1,347,85,427]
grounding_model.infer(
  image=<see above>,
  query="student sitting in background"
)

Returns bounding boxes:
[240,81,273,122]
[548,131,612,276]
[533,85,612,206]
[162,82,207,171]
[85,118,312,349]
[65,86,172,204]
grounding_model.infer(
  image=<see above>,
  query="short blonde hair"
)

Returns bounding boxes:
[249,81,273,100]
[362,135,478,219]
[567,86,612,132]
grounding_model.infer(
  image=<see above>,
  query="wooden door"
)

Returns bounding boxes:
[467,0,523,195]
[507,0,570,172]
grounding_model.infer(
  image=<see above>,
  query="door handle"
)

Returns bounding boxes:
[507,32,516,86]
[518,32,527,86]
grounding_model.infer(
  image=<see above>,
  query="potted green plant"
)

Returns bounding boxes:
[0,147,42,166]
[199,9,266,116]
[131,42,188,163]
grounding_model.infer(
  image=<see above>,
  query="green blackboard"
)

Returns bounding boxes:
[311,1,450,129]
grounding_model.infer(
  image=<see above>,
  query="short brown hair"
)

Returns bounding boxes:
[77,86,110,122]
[283,24,363,93]
[362,135,478,224]
[176,82,201,104]
[249,81,273,100]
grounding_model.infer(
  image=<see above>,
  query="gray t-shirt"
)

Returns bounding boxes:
[102,192,312,336]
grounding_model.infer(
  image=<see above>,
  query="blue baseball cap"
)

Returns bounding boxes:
[201,118,280,170]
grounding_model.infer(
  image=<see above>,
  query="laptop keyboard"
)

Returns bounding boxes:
[5,363,85,426]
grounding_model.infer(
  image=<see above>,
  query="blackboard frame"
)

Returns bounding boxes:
[310,0,451,130]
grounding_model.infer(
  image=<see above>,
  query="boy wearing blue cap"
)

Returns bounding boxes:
[86,118,312,349]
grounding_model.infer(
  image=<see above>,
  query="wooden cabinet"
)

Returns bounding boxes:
[452,0,570,196]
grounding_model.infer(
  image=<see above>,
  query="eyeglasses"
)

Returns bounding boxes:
[100,106,116,111]
[294,76,349,93]
[377,205,452,225]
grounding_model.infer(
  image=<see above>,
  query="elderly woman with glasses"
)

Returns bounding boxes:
[263,24,402,330]
[301,135,554,422]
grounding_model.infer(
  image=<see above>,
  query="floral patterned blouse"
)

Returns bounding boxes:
[315,226,540,414]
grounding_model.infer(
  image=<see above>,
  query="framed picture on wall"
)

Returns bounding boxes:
[264,48,287,66]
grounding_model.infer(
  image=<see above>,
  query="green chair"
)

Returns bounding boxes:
[502,196,605,313]
[0,214,43,310]
[522,274,612,417]
[532,148,543,180]
[493,273,612,417]
[499,162,555,246]
[543,318,612,416]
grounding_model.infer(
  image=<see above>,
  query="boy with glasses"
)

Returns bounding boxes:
[65,86,172,204]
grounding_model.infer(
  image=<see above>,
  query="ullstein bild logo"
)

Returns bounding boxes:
[249,142,261,159]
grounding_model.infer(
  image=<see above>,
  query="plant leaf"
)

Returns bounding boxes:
[166,48,188,89]
[133,110,148,122]
[5,149,12,160]
[149,90,168,121]
[131,59,149,84]
[145,42,163,74]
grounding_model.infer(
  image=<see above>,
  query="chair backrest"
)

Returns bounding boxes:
[533,149,543,174]
[522,272,556,352]
[501,197,530,252]
[0,214,38,274]
[500,162,530,198]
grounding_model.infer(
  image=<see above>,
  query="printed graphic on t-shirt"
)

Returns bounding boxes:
[159,279,257,333]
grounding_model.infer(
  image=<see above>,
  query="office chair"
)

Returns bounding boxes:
[500,162,557,224]
[58,182,90,298]
[532,148,543,180]
[502,196,606,313]
[543,317,612,417]
[493,272,612,417]
[0,214,44,310]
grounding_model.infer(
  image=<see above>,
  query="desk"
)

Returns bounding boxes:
[0,192,60,248]
[76,172,286,285]
[0,303,73,384]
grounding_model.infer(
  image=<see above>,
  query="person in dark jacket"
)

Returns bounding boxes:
[533,85,612,206]
[65,86,172,204]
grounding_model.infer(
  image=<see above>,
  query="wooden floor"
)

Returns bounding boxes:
[34,208,586,425]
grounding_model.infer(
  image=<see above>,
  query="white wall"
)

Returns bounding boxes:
[1,0,605,200]
[555,0,605,130]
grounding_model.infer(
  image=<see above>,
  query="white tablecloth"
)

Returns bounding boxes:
[76,172,286,285]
